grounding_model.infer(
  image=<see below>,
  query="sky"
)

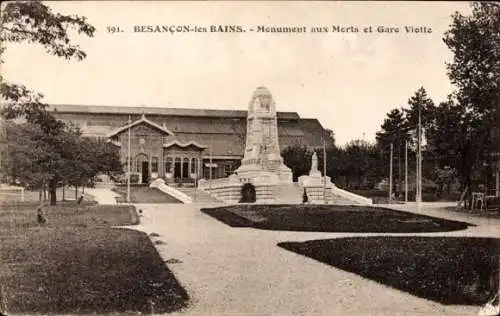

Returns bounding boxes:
[2,1,472,145]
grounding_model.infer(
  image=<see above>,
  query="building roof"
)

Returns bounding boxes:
[52,104,328,157]
[106,114,175,138]
[50,104,301,120]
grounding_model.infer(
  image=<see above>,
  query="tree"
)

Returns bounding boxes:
[1,1,95,204]
[1,1,95,122]
[338,140,384,189]
[2,122,123,205]
[404,87,436,145]
[442,2,500,191]
[282,145,313,182]
[2,121,59,205]
[324,129,336,146]
[376,108,412,195]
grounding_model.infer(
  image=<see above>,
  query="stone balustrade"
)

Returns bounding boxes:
[150,178,192,203]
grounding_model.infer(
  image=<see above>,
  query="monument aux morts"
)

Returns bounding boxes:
[195,87,372,204]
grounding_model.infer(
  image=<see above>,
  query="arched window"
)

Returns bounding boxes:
[174,157,181,179]
[183,158,189,178]
[191,158,197,174]
[165,157,173,174]
[151,157,158,173]
[135,154,148,173]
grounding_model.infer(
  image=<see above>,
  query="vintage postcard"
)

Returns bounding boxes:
[0,1,499,315]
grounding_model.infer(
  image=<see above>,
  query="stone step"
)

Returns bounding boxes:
[175,187,223,203]
[274,183,304,204]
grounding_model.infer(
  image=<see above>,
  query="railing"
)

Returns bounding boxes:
[331,185,373,205]
[150,179,192,203]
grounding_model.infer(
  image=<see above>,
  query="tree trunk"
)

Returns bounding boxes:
[75,185,78,201]
[39,185,43,208]
[62,184,65,201]
[398,148,402,198]
[49,178,57,206]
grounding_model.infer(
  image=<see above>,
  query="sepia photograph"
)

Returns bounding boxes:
[0,1,499,315]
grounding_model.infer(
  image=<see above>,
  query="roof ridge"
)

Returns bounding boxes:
[49,104,301,118]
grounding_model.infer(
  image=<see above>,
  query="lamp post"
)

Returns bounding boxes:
[416,101,422,206]
[389,143,393,204]
[209,140,213,190]
[323,137,327,204]
[126,115,131,203]
[405,140,408,203]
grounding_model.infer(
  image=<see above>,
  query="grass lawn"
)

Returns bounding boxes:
[278,237,499,305]
[0,187,94,204]
[0,202,188,314]
[112,185,182,203]
[201,204,472,233]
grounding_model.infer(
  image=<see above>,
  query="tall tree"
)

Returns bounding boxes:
[282,145,313,182]
[376,108,412,195]
[442,2,500,191]
[1,1,95,122]
[1,1,95,204]
[404,87,436,145]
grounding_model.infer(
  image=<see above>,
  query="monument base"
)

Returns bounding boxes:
[235,160,293,185]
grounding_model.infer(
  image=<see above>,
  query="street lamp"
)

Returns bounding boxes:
[416,102,423,207]
[126,115,131,203]
[323,136,327,204]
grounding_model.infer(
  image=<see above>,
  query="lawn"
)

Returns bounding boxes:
[0,202,189,314]
[112,185,182,203]
[278,237,499,305]
[0,187,94,204]
[201,204,472,233]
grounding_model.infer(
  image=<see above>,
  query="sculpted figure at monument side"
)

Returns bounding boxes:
[309,152,321,177]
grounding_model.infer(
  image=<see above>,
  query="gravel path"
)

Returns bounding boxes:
[85,187,119,204]
[131,203,499,316]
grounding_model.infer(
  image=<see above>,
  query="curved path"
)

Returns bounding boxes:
[131,202,499,316]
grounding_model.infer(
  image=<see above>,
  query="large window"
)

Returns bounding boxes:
[165,157,173,174]
[183,158,189,178]
[151,157,158,173]
[191,158,197,174]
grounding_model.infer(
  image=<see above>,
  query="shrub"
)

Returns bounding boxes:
[239,183,256,203]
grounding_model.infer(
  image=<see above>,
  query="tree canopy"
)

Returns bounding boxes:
[0,1,123,205]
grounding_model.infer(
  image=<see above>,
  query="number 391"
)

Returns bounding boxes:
[107,26,122,34]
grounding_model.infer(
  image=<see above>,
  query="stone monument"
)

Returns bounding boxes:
[235,86,293,184]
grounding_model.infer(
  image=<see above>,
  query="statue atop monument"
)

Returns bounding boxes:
[235,86,292,183]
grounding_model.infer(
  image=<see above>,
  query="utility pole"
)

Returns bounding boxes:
[126,115,131,203]
[323,137,327,204]
[193,172,197,202]
[405,140,408,203]
[416,101,422,205]
[209,140,213,190]
[389,143,393,204]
